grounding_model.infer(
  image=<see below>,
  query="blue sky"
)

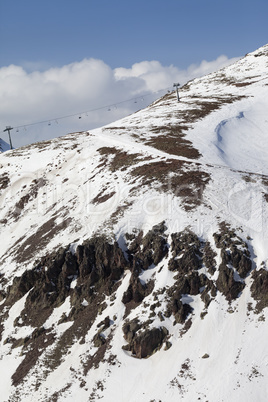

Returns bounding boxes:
[0,0,267,147]
[1,0,267,69]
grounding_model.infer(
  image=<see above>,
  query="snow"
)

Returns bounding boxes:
[43,296,72,332]
[0,44,268,401]
[0,138,10,152]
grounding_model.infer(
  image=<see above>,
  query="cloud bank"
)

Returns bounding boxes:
[0,55,239,148]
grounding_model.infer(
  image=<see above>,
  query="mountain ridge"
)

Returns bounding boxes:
[0,44,268,401]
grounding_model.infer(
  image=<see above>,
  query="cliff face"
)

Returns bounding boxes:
[0,44,268,401]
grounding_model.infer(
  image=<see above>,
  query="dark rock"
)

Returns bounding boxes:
[173,301,193,324]
[250,268,268,312]
[122,276,147,304]
[168,230,202,273]
[5,269,41,305]
[93,333,106,348]
[202,242,217,275]
[127,222,168,271]
[233,252,252,278]
[122,273,155,306]
[76,236,127,286]
[213,225,253,300]
[97,316,111,330]
[62,251,78,278]
[201,291,211,309]
[170,230,201,256]
[122,319,141,343]
[221,250,231,265]
[216,264,244,301]
[32,326,46,339]
[213,226,252,279]
[201,280,217,307]
[158,311,165,322]
[4,236,128,330]
[165,341,172,350]
[132,327,169,358]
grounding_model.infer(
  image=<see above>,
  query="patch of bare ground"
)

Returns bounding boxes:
[180,96,246,122]
[44,305,101,375]
[97,146,118,156]
[234,82,256,87]
[82,332,114,376]
[131,159,210,210]
[169,377,184,392]
[101,201,134,230]
[11,178,47,220]
[0,172,10,190]
[49,383,72,402]
[12,216,72,264]
[262,176,268,203]
[103,126,127,132]
[145,125,200,159]
[262,177,268,187]
[209,72,258,88]
[140,93,245,158]
[92,190,116,204]
[11,329,56,386]
[242,175,257,183]
[13,139,54,154]
[97,147,142,172]
[179,358,196,380]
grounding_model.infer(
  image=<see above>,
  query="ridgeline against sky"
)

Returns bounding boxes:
[1,0,267,148]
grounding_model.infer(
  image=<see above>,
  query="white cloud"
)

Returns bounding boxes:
[0,55,239,148]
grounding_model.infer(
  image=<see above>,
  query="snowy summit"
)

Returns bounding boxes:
[0,44,268,401]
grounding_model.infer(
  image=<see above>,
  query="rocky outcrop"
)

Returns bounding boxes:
[213,223,252,301]
[0,220,264,389]
[168,230,202,273]
[76,236,127,285]
[216,263,244,301]
[3,236,128,330]
[122,319,169,358]
[213,223,252,279]
[250,268,268,312]
[122,222,168,309]
[203,242,217,275]
[166,229,213,321]
[126,221,168,270]
[122,273,152,304]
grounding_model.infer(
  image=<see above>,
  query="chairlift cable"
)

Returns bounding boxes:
[11,86,172,131]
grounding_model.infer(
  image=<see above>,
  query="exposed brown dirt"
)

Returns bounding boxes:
[0,173,10,190]
[145,129,200,159]
[92,190,116,204]
[13,216,72,264]
[131,159,210,210]
[97,147,142,172]
[11,329,56,386]
[12,178,47,220]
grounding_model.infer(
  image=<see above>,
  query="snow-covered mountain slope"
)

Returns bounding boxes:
[0,44,268,402]
[0,138,10,152]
